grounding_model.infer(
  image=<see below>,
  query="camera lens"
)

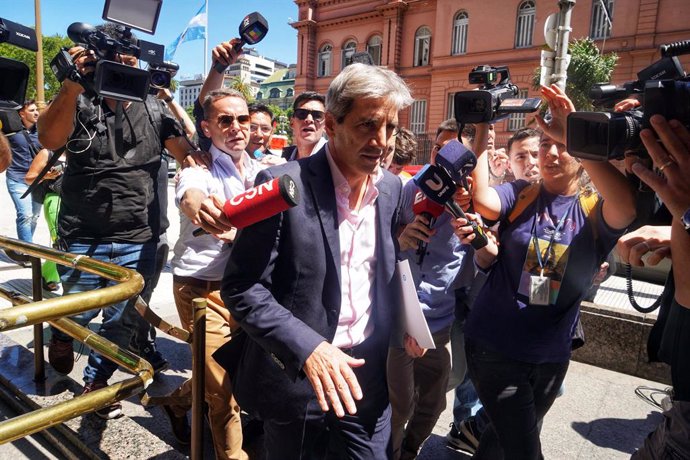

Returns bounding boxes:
[150,70,170,89]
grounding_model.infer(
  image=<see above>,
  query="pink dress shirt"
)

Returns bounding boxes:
[325,146,383,349]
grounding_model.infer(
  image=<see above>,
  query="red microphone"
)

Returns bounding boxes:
[193,175,299,236]
[412,191,444,265]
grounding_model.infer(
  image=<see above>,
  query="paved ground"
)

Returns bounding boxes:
[0,171,672,458]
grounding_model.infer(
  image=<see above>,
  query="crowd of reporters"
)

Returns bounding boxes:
[1,29,689,460]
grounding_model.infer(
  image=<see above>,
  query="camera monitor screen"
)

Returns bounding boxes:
[102,0,162,35]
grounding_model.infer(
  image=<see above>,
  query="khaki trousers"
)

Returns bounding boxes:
[170,280,247,460]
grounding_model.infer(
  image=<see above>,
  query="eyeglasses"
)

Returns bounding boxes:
[250,124,273,134]
[293,108,325,122]
[216,114,251,129]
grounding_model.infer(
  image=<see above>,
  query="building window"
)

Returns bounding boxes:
[590,0,613,39]
[447,92,456,120]
[367,35,382,65]
[451,11,469,55]
[409,100,427,134]
[515,1,535,48]
[318,44,332,77]
[269,88,281,99]
[508,89,529,131]
[341,40,357,69]
[286,88,294,97]
[414,27,431,67]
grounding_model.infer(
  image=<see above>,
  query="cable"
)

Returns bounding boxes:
[65,106,100,154]
[634,385,673,411]
[625,263,663,313]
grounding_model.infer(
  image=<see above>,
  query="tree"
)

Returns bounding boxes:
[226,75,254,102]
[533,37,618,111]
[0,34,74,103]
[268,104,292,140]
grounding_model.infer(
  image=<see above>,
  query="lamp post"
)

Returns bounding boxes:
[34,0,45,110]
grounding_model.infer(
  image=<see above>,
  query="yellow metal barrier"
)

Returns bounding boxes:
[0,235,152,444]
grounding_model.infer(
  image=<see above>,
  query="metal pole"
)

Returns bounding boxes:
[34,0,46,110]
[30,256,46,383]
[552,0,576,90]
[191,298,207,460]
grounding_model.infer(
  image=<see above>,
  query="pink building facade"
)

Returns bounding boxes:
[291,0,690,157]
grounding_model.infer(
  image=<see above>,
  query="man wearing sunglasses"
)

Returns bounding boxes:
[165,88,263,459]
[282,91,328,161]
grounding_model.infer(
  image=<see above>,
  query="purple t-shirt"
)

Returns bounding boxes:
[465,180,624,363]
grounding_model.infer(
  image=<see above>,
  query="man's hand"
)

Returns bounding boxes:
[303,341,365,417]
[183,150,212,170]
[398,214,436,252]
[260,155,287,166]
[212,39,244,69]
[489,148,509,179]
[454,176,473,212]
[616,225,672,267]
[404,334,427,359]
[633,116,690,221]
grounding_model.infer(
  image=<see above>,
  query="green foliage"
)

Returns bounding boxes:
[225,75,254,103]
[532,37,618,111]
[185,104,196,125]
[267,104,292,140]
[0,34,74,103]
[169,78,179,94]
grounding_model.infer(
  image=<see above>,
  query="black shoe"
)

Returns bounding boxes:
[162,405,191,445]
[446,417,480,455]
[83,381,123,420]
[42,279,60,292]
[48,337,74,375]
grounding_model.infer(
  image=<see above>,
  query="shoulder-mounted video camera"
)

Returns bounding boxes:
[567,40,690,160]
[454,65,541,124]
[50,0,170,103]
[0,17,38,112]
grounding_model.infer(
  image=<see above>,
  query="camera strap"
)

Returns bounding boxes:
[114,101,124,158]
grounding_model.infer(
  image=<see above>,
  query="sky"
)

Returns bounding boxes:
[4,0,299,81]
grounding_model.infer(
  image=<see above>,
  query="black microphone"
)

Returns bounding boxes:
[213,12,269,73]
[412,191,445,265]
[413,164,488,250]
[193,174,299,237]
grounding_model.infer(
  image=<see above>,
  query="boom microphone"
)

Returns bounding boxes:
[193,174,299,236]
[213,12,269,73]
[413,164,488,250]
[412,191,444,265]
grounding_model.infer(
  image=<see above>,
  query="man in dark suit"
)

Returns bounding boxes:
[216,63,413,459]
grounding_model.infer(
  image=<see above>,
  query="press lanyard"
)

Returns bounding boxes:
[531,191,579,277]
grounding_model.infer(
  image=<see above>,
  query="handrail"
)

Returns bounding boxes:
[0,236,151,444]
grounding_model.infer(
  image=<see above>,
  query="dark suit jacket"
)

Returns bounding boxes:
[216,147,402,422]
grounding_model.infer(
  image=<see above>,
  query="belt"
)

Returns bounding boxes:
[172,275,222,291]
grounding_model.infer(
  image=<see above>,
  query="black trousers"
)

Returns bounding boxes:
[263,337,392,460]
[466,340,569,460]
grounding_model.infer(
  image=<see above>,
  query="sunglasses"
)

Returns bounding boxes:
[293,108,325,121]
[216,114,251,129]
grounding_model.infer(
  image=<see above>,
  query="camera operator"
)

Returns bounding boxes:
[37,24,190,420]
[616,115,690,459]
[465,84,636,459]
[0,132,10,172]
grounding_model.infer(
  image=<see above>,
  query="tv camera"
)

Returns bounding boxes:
[454,65,541,124]
[567,39,690,160]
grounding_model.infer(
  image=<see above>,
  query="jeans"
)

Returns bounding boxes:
[6,177,41,242]
[53,240,157,383]
[131,235,169,359]
[466,341,569,460]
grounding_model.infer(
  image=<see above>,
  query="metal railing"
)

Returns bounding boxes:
[0,235,150,444]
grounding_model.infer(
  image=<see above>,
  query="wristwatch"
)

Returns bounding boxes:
[682,207,690,235]
[163,96,173,103]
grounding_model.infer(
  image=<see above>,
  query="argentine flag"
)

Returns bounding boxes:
[165,2,207,61]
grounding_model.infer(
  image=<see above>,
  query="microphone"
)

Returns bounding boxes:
[435,139,477,187]
[192,174,299,237]
[413,164,488,250]
[412,191,444,265]
[213,12,269,73]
